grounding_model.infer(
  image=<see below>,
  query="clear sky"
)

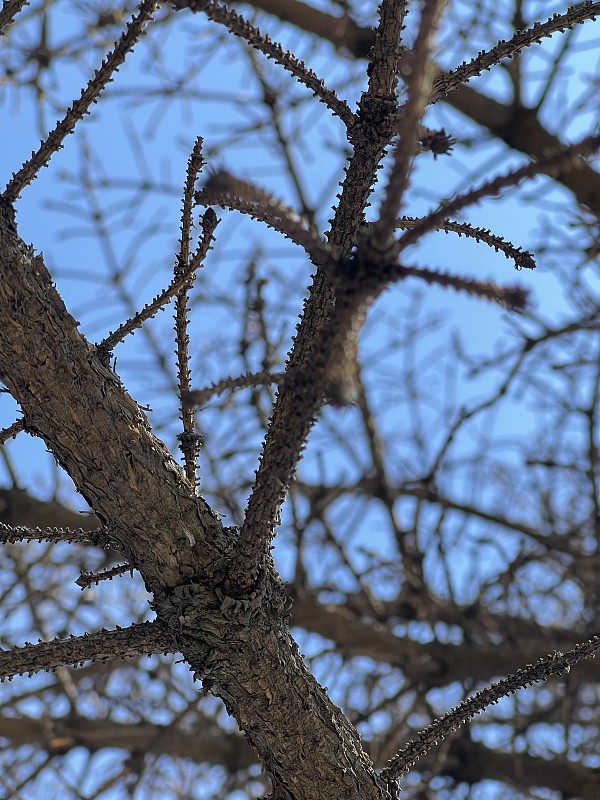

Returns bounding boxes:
[1,4,599,798]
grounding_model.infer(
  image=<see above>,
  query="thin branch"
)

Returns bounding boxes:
[224,0,409,593]
[432,2,600,102]
[0,622,173,681]
[397,132,600,253]
[400,264,529,311]
[188,371,284,407]
[76,563,132,589]
[176,137,206,485]
[197,169,334,268]
[98,208,218,355]
[381,637,600,782]
[397,217,536,270]
[0,521,122,550]
[0,418,25,444]
[0,0,28,35]
[373,0,447,247]
[175,0,354,127]
[2,0,159,203]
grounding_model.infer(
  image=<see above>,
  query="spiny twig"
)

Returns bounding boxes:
[398,217,536,270]
[0,418,25,444]
[98,208,218,356]
[188,371,285,407]
[399,264,529,311]
[77,563,132,589]
[197,169,334,268]
[397,132,600,252]
[381,637,600,782]
[432,2,600,101]
[0,0,28,35]
[0,622,172,681]
[2,0,159,203]
[174,0,354,127]
[0,521,121,550]
[373,0,447,247]
[176,138,206,485]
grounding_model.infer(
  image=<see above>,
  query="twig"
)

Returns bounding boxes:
[188,371,284,407]
[399,264,529,311]
[432,2,600,101]
[2,0,159,203]
[77,563,132,589]
[98,208,218,355]
[397,132,600,252]
[176,138,206,485]
[397,217,536,270]
[0,521,121,550]
[381,637,600,782]
[0,622,172,681]
[0,418,25,444]
[0,0,28,35]
[175,0,354,127]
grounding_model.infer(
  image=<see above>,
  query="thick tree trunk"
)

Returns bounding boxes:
[0,204,391,800]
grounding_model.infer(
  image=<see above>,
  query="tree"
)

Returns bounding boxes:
[0,0,599,798]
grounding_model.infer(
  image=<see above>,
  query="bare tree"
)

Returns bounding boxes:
[1,1,599,798]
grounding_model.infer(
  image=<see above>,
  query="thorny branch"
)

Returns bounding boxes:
[0,521,120,550]
[2,0,159,203]
[398,132,600,252]
[174,0,354,127]
[0,0,28,35]
[99,208,218,355]
[0,418,25,444]
[381,637,600,782]
[1,0,600,797]
[188,371,284,407]
[372,0,447,246]
[397,217,536,270]
[227,0,410,592]
[197,170,334,268]
[175,137,207,484]
[0,622,172,681]
[432,2,600,102]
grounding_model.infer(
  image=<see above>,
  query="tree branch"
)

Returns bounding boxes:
[2,0,159,203]
[0,623,171,680]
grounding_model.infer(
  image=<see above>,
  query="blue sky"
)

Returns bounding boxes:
[2,0,598,608]
[1,5,599,796]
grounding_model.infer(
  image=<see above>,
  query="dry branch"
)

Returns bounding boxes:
[2,0,159,203]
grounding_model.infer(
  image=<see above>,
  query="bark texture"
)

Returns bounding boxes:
[0,205,392,800]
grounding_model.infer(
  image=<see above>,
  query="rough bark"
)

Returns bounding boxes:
[0,205,391,800]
